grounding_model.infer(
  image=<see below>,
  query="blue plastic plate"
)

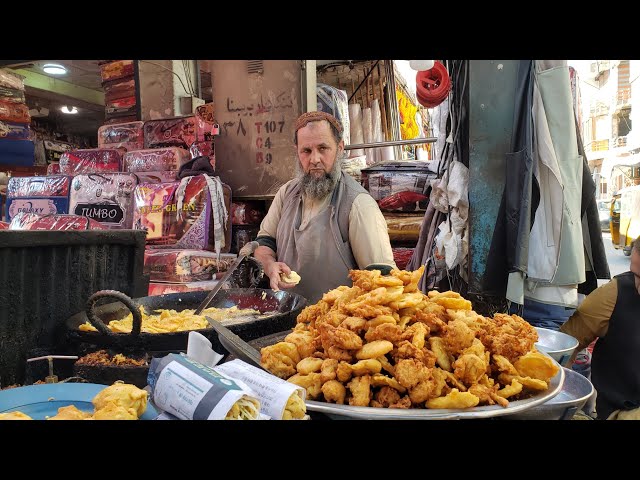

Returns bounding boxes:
[0,383,158,420]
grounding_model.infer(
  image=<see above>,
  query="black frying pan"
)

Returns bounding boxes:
[66,288,307,353]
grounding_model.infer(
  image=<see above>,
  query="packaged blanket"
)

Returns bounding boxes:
[97,121,144,152]
[144,249,237,283]
[103,78,136,103]
[124,147,190,172]
[0,100,30,124]
[0,121,31,140]
[143,116,198,149]
[69,173,138,229]
[0,85,26,104]
[134,171,178,184]
[9,212,104,230]
[5,175,71,221]
[59,148,122,175]
[100,60,134,83]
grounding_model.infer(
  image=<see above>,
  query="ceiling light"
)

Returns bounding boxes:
[43,63,67,75]
[60,106,78,114]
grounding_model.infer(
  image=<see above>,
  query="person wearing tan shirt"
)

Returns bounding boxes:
[560,236,640,420]
[254,111,396,304]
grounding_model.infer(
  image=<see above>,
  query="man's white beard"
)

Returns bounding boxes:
[298,156,342,200]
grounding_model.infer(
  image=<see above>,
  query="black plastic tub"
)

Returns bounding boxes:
[0,230,148,386]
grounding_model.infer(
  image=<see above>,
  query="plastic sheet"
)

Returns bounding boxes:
[124,147,190,172]
[46,163,60,175]
[8,212,105,230]
[7,175,71,198]
[317,83,350,146]
[134,170,179,184]
[59,149,122,175]
[97,121,144,150]
[143,116,199,149]
[144,248,237,283]
[69,173,138,229]
[348,103,364,157]
[148,279,221,296]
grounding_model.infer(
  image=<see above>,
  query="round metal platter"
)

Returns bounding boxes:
[305,354,565,420]
[0,383,158,420]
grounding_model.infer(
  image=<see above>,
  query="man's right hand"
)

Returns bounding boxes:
[265,261,296,291]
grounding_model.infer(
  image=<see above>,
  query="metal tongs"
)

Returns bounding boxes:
[206,320,263,369]
[193,241,260,315]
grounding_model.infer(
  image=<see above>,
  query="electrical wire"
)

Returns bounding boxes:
[182,59,196,96]
[139,60,192,96]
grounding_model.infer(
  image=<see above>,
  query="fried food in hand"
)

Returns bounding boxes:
[321,380,346,404]
[92,382,147,417]
[280,270,301,285]
[48,405,92,420]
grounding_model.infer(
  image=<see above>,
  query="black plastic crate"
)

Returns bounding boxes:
[0,230,148,386]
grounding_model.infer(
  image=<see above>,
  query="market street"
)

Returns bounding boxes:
[599,232,630,285]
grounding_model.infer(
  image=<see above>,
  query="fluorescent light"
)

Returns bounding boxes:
[60,106,78,114]
[43,63,67,75]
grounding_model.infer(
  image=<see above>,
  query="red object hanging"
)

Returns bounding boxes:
[415,61,451,108]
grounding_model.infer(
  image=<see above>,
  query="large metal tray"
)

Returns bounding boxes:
[248,331,565,420]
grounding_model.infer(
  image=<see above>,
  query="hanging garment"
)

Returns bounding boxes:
[483,60,539,300]
[531,60,585,287]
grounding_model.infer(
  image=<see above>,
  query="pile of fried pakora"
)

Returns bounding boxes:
[260,266,559,410]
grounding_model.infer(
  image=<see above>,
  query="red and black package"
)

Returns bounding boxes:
[9,212,105,231]
[0,99,30,124]
[100,60,134,83]
[97,121,144,151]
[392,247,415,271]
[124,147,190,173]
[59,149,122,175]
[7,175,71,198]
[103,78,136,103]
[231,201,265,226]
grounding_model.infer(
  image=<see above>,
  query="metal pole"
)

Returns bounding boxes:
[344,137,436,150]
[384,60,403,160]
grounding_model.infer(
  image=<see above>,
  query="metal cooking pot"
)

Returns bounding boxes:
[66,288,307,353]
[505,367,594,420]
[535,327,579,367]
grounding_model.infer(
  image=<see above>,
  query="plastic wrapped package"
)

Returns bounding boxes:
[317,83,350,146]
[5,175,72,221]
[361,162,436,212]
[144,249,237,283]
[0,100,30,124]
[105,95,136,117]
[59,148,122,175]
[103,77,136,103]
[97,121,144,152]
[46,163,61,175]
[231,201,265,225]
[69,173,138,229]
[341,155,367,183]
[104,115,137,126]
[392,247,415,271]
[0,121,31,140]
[44,140,73,163]
[134,170,178,184]
[143,116,199,149]
[0,86,26,104]
[100,60,134,83]
[148,279,220,296]
[0,69,25,91]
[384,213,424,243]
[124,147,190,172]
[133,175,231,252]
[8,212,105,230]
[7,175,71,198]
[189,140,215,163]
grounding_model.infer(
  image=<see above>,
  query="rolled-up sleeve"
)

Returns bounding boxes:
[348,193,397,269]
[560,279,618,351]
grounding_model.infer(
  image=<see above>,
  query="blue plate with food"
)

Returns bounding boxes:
[0,383,158,420]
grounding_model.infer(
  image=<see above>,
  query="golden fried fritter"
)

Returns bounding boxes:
[350,359,382,376]
[372,386,402,408]
[443,319,476,354]
[320,358,339,383]
[426,389,479,409]
[429,336,453,372]
[370,373,407,393]
[322,285,351,305]
[336,361,354,383]
[394,358,429,389]
[296,357,324,375]
[453,353,488,385]
[364,323,403,344]
[340,316,368,334]
[285,330,319,359]
[92,402,138,420]
[319,324,363,351]
[261,341,301,379]
[401,322,428,349]
[513,351,560,382]
[288,372,323,399]
[347,375,372,406]
[392,341,437,368]
[296,301,330,325]
[321,380,346,404]
[92,382,147,417]
[390,396,412,409]
[326,345,354,362]
[468,384,509,408]
[48,405,92,420]
[356,340,394,360]
[414,309,447,332]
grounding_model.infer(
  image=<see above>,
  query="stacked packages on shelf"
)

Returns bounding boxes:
[100,60,137,125]
[0,69,34,167]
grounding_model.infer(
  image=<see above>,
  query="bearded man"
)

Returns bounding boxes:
[254,111,396,303]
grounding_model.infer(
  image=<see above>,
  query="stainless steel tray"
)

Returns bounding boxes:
[248,331,565,420]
